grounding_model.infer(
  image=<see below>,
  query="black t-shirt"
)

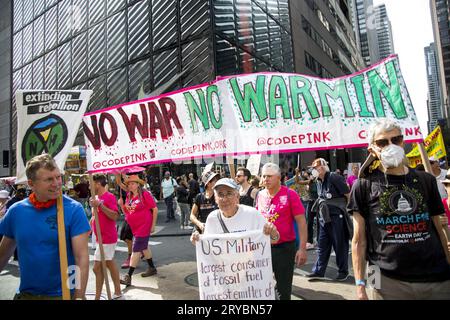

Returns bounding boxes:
[176,186,189,204]
[194,192,218,232]
[239,186,254,207]
[188,179,200,196]
[348,167,450,282]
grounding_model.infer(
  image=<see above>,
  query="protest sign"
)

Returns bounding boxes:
[83,55,422,172]
[16,90,92,183]
[406,126,447,167]
[246,154,262,176]
[196,230,275,300]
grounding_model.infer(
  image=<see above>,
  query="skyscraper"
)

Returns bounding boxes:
[351,0,379,66]
[374,4,395,60]
[430,0,450,119]
[424,43,444,132]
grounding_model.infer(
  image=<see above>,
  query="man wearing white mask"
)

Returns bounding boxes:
[348,119,450,300]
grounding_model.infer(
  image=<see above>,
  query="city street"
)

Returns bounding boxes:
[0,201,356,300]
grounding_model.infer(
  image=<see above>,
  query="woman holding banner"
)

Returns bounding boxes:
[118,175,158,287]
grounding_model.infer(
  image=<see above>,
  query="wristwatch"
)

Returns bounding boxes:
[270,233,280,241]
[355,279,366,286]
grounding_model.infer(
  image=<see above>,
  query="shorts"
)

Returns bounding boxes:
[94,243,117,261]
[119,220,133,241]
[132,236,150,253]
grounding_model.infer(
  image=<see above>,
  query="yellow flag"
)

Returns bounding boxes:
[407,126,446,167]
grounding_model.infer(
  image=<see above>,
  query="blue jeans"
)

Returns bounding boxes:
[164,194,175,219]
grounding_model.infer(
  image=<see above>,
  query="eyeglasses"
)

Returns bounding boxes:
[216,191,236,199]
[374,135,404,148]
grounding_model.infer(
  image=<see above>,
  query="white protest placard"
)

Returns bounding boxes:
[246,154,262,176]
[196,230,275,300]
[15,90,92,183]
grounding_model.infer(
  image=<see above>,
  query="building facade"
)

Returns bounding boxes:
[430,0,450,119]
[4,0,366,176]
[374,4,395,60]
[351,0,379,67]
[430,0,450,155]
[424,43,444,132]
[0,0,11,178]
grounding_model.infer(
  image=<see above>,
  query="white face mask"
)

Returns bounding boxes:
[311,168,319,178]
[377,144,405,169]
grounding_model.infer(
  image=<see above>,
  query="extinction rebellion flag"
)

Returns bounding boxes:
[15,90,92,183]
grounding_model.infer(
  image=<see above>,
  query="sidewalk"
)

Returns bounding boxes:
[107,201,357,300]
[150,200,194,237]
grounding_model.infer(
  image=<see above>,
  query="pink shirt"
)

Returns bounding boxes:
[255,185,305,244]
[346,175,358,189]
[443,198,450,226]
[93,192,119,244]
[124,190,156,237]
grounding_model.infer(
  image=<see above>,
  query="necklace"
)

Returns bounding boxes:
[29,193,56,210]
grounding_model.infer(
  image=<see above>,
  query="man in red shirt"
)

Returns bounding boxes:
[255,163,308,300]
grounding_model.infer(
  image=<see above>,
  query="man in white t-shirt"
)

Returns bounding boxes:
[160,171,178,222]
[191,178,280,241]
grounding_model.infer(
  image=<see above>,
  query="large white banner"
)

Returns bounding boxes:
[83,55,422,172]
[15,90,92,183]
[196,230,275,300]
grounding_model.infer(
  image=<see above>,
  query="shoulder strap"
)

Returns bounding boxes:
[246,186,254,197]
[217,211,230,233]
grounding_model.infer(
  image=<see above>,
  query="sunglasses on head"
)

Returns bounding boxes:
[374,134,404,148]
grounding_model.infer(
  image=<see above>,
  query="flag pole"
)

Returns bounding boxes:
[227,156,236,179]
[56,192,71,300]
[89,174,112,300]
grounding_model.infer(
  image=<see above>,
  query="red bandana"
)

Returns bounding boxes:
[29,193,56,210]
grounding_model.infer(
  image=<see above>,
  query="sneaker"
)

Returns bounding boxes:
[335,273,349,282]
[306,242,315,250]
[305,272,324,279]
[141,267,157,277]
[121,256,131,269]
[120,274,131,286]
[180,225,185,229]
[112,293,123,300]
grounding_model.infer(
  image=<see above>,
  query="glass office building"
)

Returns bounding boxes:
[4,0,364,175]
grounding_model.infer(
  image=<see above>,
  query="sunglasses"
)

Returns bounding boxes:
[374,134,404,148]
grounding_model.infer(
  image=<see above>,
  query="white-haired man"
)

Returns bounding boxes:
[307,158,351,282]
[348,119,450,300]
[255,163,308,300]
